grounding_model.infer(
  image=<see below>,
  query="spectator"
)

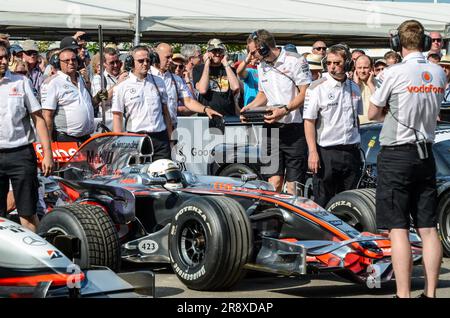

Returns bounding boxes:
[311,40,327,58]
[306,53,323,80]
[354,55,377,124]
[438,55,450,102]
[14,59,28,76]
[181,44,202,96]
[43,48,59,77]
[170,53,187,78]
[22,39,44,97]
[427,53,441,64]
[384,50,400,65]
[243,29,311,194]
[92,47,127,130]
[304,44,363,208]
[152,43,221,126]
[428,31,443,57]
[284,43,298,53]
[236,45,259,106]
[112,45,172,160]
[8,44,23,72]
[0,43,53,232]
[369,20,446,298]
[193,38,240,116]
[42,43,107,143]
[373,58,387,77]
[0,33,10,48]
[351,49,365,63]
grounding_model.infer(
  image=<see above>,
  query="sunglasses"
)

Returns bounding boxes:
[107,60,121,66]
[375,67,385,72]
[24,51,38,56]
[136,58,150,64]
[313,47,327,51]
[60,58,78,64]
[210,49,225,55]
[432,38,442,43]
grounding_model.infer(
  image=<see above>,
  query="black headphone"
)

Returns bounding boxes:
[124,46,160,72]
[389,29,432,52]
[51,49,83,70]
[250,31,270,58]
[321,44,353,73]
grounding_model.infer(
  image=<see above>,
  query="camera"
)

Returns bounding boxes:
[416,139,429,160]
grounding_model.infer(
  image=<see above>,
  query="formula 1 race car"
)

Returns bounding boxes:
[326,122,450,256]
[34,133,421,291]
[0,216,154,298]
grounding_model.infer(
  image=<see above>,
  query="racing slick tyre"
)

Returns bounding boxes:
[218,164,259,179]
[169,196,252,291]
[437,191,450,257]
[37,203,121,271]
[326,189,377,233]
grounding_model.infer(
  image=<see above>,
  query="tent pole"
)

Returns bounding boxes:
[134,0,141,46]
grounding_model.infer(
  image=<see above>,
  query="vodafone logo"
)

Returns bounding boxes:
[421,71,433,83]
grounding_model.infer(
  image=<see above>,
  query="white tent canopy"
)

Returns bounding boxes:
[1,0,450,46]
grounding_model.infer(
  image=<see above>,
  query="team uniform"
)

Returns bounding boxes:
[150,66,192,128]
[0,71,41,218]
[42,71,95,143]
[303,72,363,208]
[111,72,171,160]
[258,49,312,183]
[370,52,447,229]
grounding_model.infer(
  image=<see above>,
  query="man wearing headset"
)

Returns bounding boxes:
[242,29,312,194]
[303,44,363,208]
[42,38,107,143]
[369,20,447,298]
[112,46,172,161]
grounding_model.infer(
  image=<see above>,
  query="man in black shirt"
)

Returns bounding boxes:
[192,39,240,116]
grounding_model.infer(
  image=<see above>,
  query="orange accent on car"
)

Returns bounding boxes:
[0,272,85,287]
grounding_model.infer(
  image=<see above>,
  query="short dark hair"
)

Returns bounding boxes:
[398,19,426,50]
[351,49,365,56]
[247,29,276,49]
[428,53,441,62]
[384,50,398,61]
[104,47,119,58]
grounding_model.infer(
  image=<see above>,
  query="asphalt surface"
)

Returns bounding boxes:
[124,257,450,298]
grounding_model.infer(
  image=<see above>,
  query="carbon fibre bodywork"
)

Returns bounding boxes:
[43,133,422,287]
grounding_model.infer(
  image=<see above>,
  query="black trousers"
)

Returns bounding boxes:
[132,130,171,161]
[54,131,91,144]
[376,144,437,230]
[313,145,362,208]
[0,144,39,217]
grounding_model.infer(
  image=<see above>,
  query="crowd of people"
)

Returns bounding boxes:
[0,20,449,298]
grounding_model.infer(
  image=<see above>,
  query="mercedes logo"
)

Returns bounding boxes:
[23,236,47,246]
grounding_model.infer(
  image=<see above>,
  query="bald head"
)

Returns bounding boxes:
[429,31,443,53]
[355,54,373,82]
[156,43,173,72]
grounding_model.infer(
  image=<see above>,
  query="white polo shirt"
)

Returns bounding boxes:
[150,66,192,125]
[111,72,168,133]
[92,70,120,130]
[258,49,312,124]
[303,73,363,147]
[42,71,95,137]
[0,71,41,149]
[370,52,447,146]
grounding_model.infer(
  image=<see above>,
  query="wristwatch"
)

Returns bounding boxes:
[282,105,290,114]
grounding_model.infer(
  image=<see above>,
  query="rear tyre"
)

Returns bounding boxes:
[38,203,121,271]
[437,191,450,257]
[218,164,259,179]
[169,196,252,290]
[326,189,377,233]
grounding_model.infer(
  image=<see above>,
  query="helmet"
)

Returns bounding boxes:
[147,159,183,190]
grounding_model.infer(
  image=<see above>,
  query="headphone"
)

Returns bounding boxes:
[124,46,160,72]
[250,31,271,58]
[51,49,83,70]
[389,29,432,52]
[321,44,353,73]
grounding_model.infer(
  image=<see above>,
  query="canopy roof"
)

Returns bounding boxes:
[1,0,449,47]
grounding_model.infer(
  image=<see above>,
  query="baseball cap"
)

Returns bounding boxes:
[374,58,387,66]
[9,44,23,55]
[284,43,298,53]
[207,38,226,52]
[60,36,79,50]
[22,40,38,52]
[438,54,450,66]
[306,53,323,70]
[172,53,186,63]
